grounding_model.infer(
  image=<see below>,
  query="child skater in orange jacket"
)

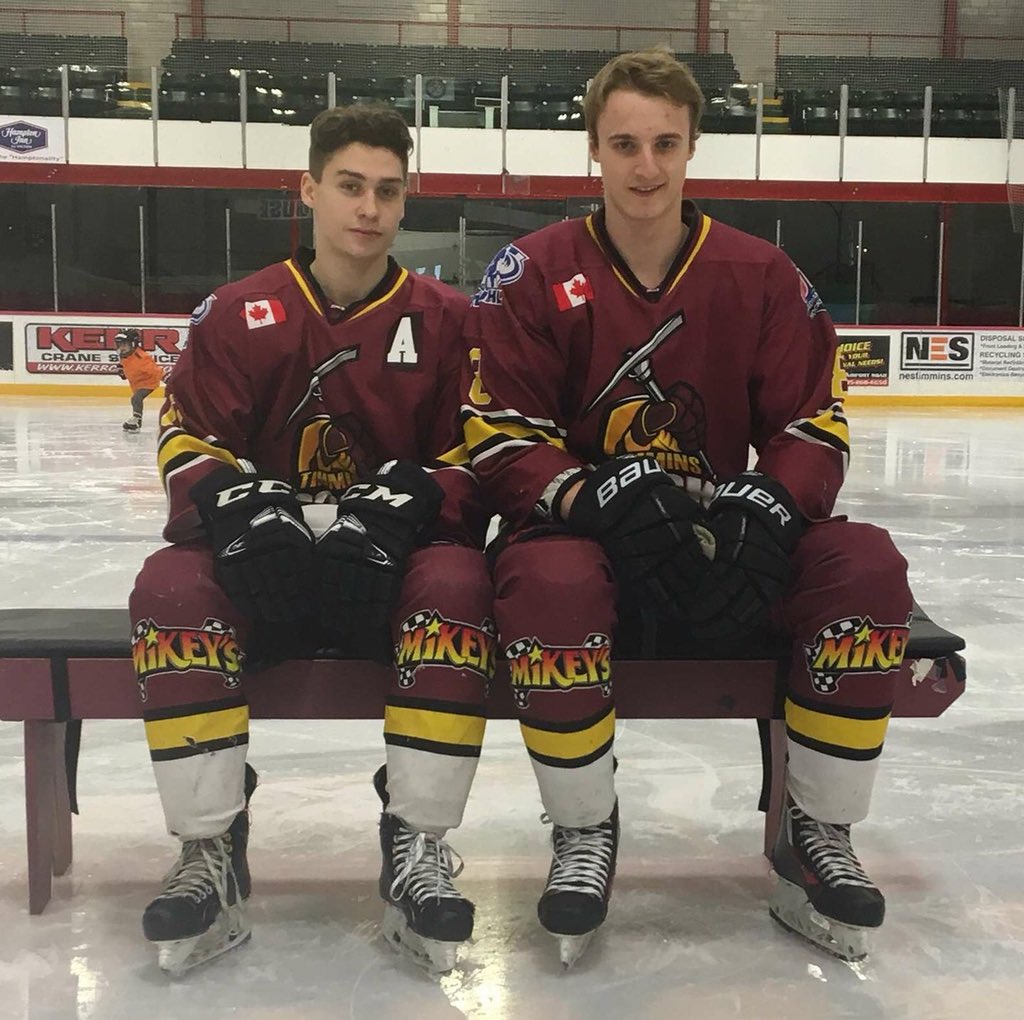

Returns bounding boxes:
[116,328,164,432]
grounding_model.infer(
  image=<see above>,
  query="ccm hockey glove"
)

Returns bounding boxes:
[191,467,315,622]
[690,471,806,637]
[567,455,713,614]
[316,461,443,658]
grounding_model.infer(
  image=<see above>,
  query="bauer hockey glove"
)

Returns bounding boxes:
[689,471,806,637]
[191,467,315,623]
[315,461,444,659]
[566,455,714,614]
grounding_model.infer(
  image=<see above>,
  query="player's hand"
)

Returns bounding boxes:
[191,467,315,622]
[567,456,714,614]
[315,461,443,659]
[689,471,806,636]
[116,366,126,379]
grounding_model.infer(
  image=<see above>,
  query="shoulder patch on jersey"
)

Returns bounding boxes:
[796,268,826,319]
[471,244,529,307]
[240,297,287,330]
[189,294,216,326]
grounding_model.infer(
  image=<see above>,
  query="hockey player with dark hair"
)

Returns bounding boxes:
[462,48,912,966]
[115,327,163,432]
[130,103,494,976]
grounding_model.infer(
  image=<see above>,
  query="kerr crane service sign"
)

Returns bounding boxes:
[25,322,186,375]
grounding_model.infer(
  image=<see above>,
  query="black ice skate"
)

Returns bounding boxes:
[123,412,142,432]
[374,765,474,974]
[769,801,884,962]
[537,803,619,969]
[143,763,258,976]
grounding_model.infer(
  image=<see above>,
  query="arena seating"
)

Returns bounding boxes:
[0,33,1018,138]
[154,41,741,128]
[0,604,965,914]
[777,55,1022,136]
[0,33,127,117]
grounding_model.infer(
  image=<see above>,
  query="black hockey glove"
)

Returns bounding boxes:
[315,461,443,658]
[116,365,126,380]
[567,456,714,614]
[191,467,315,623]
[689,471,806,637]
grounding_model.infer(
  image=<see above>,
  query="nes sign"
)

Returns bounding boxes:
[25,322,185,374]
[900,332,974,372]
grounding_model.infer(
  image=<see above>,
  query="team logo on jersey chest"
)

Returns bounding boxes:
[585,313,717,499]
[294,413,376,499]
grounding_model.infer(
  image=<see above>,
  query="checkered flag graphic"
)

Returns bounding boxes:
[505,636,535,659]
[807,616,863,694]
[396,610,436,687]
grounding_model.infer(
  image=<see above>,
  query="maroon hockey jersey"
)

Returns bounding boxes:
[462,201,849,528]
[158,249,483,547]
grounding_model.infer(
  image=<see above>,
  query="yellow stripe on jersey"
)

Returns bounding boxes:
[159,402,182,429]
[144,705,249,753]
[436,441,472,467]
[157,432,239,482]
[786,403,851,461]
[585,214,638,297]
[349,267,409,322]
[785,699,890,753]
[464,415,567,460]
[665,213,713,295]
[384,705,487,750]
[285,258,324,317]
[520,708,616,764]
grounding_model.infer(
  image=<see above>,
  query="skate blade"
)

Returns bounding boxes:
[381,903,462,975]
[554,930,595,970]
[154,905,251,977]
[769,877,872,962]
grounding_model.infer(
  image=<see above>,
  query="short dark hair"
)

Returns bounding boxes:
[308,103,413,181]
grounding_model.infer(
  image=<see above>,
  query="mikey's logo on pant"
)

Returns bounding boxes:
[804,615,910,695]
[131,617,243,701]
[395,611,497,688]
[505,633,611,708]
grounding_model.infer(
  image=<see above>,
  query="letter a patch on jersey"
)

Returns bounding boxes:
[241,297,287,330]
[553,273,593,311]
[386,315,419,365]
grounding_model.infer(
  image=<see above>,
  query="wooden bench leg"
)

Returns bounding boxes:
[51,723,73,877]
[24,720,60,914]
[762,718,788,861]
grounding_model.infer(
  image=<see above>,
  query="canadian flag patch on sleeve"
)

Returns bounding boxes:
[553,273,593,311]
[241,297,287,329]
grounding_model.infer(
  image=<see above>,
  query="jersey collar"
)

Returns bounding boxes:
[286,247,406,324]
[586,200,711,302]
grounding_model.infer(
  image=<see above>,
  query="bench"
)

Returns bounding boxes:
[0,605,966,915]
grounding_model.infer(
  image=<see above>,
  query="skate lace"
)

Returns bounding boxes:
[160,834,236,907]
[791,808,873,889]
[389,828,465,905]
[542,814,614,898]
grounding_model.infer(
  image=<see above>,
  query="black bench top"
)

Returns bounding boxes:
[0,605,966,661]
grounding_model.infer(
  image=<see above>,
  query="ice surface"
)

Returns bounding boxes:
[1,398,1022,1019]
